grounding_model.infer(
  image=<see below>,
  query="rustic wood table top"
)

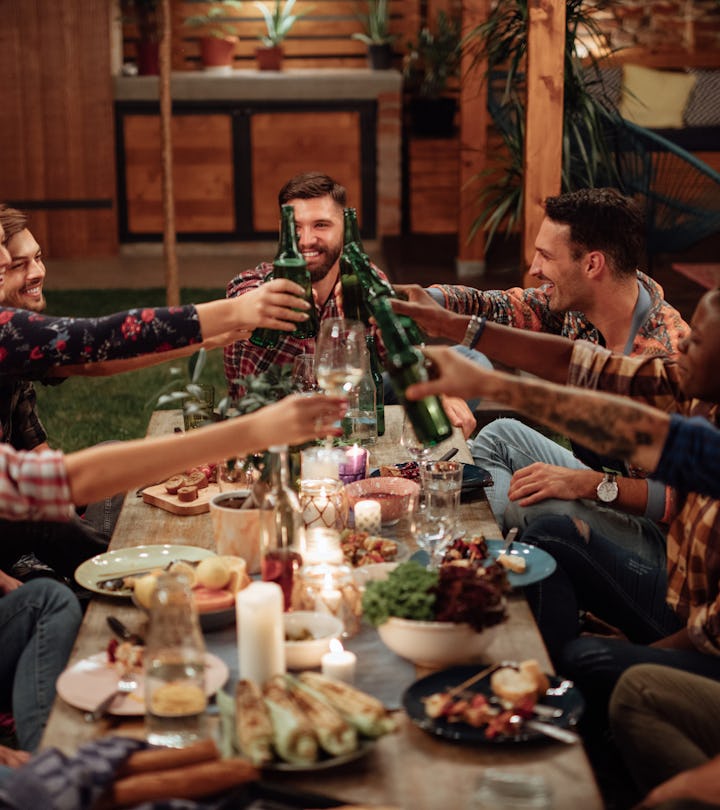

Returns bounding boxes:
[41,406,602,809]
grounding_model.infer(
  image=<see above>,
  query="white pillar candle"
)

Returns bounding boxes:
[321,639,357,684]
[236,581,286,684]
[354,499,382,534]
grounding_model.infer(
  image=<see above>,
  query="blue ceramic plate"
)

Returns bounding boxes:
[485,539,557,588]
[402,665,584,745]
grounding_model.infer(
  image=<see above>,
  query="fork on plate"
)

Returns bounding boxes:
[84,669,138,722]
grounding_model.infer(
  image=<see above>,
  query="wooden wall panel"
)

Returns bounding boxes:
[124,114,235,233]
[0,0,117,257]
[250,111,362,231]
[409,138,459,233]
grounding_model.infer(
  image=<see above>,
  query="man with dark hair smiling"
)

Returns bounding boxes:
[394,188,687,564]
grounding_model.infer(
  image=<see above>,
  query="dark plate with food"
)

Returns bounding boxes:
[402,664,584,744]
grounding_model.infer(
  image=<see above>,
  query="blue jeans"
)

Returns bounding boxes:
[0,579,81,751]
[469,418,667,565]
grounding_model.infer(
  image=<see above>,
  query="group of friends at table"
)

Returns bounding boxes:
[0,171,719,809]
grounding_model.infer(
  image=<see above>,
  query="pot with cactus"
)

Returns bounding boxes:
[352,0,396,70]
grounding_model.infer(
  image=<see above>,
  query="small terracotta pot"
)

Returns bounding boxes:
[200,36,237,69]
[255,45,283,71]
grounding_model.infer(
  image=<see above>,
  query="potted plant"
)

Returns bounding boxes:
[184,0,244,72]
[121,0,160,76]
[253,0,311,70]
[403,10,462,137]
[352,0,396,70]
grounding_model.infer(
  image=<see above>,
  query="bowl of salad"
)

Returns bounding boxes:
[363,560,509,668]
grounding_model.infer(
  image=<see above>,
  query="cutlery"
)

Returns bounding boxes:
[84,671,138,722]
[508,714,580,744]
[501,527,519,554]
[437,447,459,462]
[107,615,145,646]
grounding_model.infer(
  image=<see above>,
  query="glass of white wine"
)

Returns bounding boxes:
[315,317,366,447]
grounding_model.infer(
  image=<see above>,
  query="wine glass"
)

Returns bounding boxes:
[400,413,431,464]
[291,353,318,392]
[315,318,366,396]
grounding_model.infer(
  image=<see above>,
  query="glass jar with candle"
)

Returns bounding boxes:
[299,478,348,531]
[292,527,361,636]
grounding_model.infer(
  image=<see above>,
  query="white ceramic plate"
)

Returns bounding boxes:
[56,652,229,716]
[74,545,215,597]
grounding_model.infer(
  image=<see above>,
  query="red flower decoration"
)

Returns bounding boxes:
[30,346,44,360]
[141,309,155,322]
[0,312,14,325]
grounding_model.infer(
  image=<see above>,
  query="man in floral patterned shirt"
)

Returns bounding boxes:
[393,188,688,565]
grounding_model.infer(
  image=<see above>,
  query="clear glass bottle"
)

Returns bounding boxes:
[144,572,208,748]
[342,339,378,445]
[260,445,304,611]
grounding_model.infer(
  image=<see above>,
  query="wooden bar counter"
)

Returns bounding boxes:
[41,406,602,809]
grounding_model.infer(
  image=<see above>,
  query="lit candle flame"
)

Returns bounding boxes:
[329,638,344,655]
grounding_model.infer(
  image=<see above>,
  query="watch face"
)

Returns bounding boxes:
[597,478,619,503]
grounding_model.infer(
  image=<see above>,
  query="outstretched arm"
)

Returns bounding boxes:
[405,347,669,471]
[638,753,720,808]
[390,297,573,383]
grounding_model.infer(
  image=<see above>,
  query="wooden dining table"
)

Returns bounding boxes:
[41,405,603,809]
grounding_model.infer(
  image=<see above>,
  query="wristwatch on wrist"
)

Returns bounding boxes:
[461,315,487,350]
[596,472,619,503]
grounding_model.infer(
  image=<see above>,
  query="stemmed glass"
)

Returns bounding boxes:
[315,318,366,447]
[291,353,318,393]
[400,414,432,465]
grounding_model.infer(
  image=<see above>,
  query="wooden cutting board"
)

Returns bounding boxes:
[142,482,221,515]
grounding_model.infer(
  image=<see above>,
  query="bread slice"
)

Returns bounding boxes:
[490,667,539,705]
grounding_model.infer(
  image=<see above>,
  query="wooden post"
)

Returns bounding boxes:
[160,0,179,307]
[522,0,565,287]
[456,0,488,279]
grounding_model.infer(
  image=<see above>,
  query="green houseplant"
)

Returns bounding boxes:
[253,0,312,70]
[184,0,244,71]
[403,11,462,137]
[352,0,396,70]
[463,0,620,247]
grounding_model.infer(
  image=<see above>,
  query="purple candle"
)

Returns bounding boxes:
[339,445,368,485]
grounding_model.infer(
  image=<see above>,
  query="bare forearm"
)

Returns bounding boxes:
[480,370,669,468]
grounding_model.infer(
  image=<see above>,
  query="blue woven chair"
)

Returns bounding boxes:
[605,117,720,256]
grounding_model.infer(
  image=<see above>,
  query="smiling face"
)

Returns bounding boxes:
[2,228,46,311]
[286,195,344,284]
[528,218,592,313]
[676,290,720,403]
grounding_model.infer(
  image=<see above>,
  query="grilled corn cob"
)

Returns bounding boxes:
[234,679,273,766]
[298,671,396,738]
[286,676,358,757]
[263,675,318,765]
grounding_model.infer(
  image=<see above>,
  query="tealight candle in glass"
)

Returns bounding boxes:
[338,444,368,485]
[299,479,348,531]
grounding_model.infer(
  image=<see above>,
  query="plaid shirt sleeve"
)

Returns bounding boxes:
[0,445,74,521]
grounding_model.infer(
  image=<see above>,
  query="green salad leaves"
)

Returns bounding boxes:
[362,561,439,626]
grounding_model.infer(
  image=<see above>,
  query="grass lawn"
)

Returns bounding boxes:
[36,289,228,453]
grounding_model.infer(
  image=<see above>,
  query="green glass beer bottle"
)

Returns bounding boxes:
[365,330,385,436]
[342,208,425,345]
[370,297,451,446]
[251,205,319,348]
[339,209,369,325]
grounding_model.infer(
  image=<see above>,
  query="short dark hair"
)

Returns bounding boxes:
[544,188,644,276]
[0,204,28,243]
[278,172,347,208]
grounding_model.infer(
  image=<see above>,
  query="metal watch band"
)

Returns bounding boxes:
[461,315,487,350]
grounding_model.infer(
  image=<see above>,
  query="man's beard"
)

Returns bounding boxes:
[308,245,341,283]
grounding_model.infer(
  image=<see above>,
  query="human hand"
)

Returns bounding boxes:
[0,744,31,769]
[580,611,628,641]
[508,463,599,506]
[252,393,347,448]
[405,346,496,402]
[635,754,720,807]
[0,569,22,594]
[235,279,310,332]
[390,285,465,340]
[441,395,476,439]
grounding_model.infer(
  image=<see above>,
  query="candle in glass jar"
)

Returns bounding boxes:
[304,527,343,566]
[301,447,340,480]
[339,444,368,485]
[321,639,357,683]
[236,582,285,684]
[354,499,382,534]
